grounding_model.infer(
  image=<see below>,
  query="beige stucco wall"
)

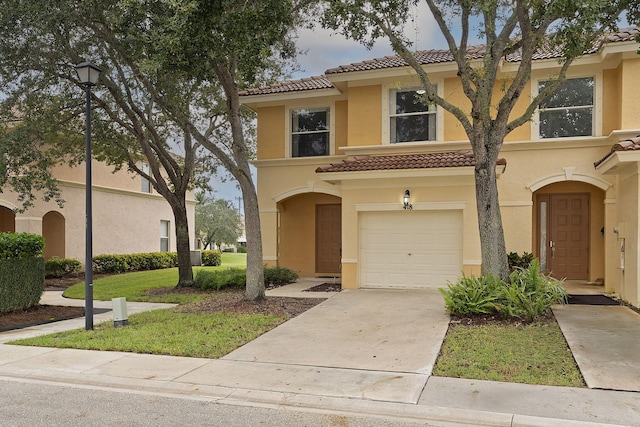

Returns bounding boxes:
[620,58,640,130]
[256,106,286,159]
[614,168,640,306]
[602,66,621,135]
[1,160,196,266]
[347,85,382,146]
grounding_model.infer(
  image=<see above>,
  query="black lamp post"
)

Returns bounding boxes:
[74,61,101,331]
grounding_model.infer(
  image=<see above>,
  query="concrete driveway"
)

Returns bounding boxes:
[223,288,450,374]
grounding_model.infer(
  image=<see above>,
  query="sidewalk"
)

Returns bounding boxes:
[0,285,638,426]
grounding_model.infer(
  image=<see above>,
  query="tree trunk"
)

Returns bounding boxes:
[171,198,195,287]
[474,156,509,281]
[240,174,265,301]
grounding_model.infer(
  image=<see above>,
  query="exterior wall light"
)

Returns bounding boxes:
[403,189,413,210]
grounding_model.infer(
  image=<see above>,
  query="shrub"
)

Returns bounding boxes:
[440,260,566,321]
[500,260,567,321]
[201,250,221,266]
[237,246,247,253]
[0,232,44,258]
[439,274,503,316]
[264,266,298,286]
[507,251,534,272]
[45,258,82,278]
[195,268,246,290]
[0,257,45,313]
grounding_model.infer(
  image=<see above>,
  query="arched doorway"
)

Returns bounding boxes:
[42,211,66,259]
[533,181,605,281]
[0,205,15,232]
[277,192,342,276]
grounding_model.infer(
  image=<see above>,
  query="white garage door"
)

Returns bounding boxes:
[359,210,463,289]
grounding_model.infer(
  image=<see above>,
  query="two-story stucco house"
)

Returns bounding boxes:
[0,160,196,264]
[241,28,640,308]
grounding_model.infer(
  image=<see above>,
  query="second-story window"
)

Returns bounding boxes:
[291,108,329,157]
[390,89,436,143]
[141,162,151,193]
[539,77,594,138]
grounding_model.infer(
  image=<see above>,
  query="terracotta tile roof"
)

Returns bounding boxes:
[315,151,507,173]
[242,28,638,96]
[325,47,486,74]
[240,76,333,96]
[594,135,640,167]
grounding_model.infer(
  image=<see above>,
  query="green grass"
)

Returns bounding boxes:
[10,308,283,359]
[433,320,585,387]
[63,253,246,303]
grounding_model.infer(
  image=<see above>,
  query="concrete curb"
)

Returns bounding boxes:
[0,372,622,427]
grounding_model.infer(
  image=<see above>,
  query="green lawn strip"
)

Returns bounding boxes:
[433,320,585,387]
[10,308,283,359]
[63,253,247,303]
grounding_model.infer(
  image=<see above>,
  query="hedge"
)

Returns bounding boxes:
[0,232,44,258]
[0,257,45,313]
[92,252,178,274]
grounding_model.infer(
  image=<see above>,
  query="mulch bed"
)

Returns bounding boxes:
[450,311,556,328]
[0,305,86,332]
[304,282,342,292]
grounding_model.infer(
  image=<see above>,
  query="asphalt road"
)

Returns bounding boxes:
[0,379,430,427]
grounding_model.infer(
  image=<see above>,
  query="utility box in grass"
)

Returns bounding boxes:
[112,297,128,327]
[190,250,202,266]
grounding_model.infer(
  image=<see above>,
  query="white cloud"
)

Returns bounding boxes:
[293,5,446,78]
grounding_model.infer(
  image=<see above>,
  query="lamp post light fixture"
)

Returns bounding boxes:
[74,61,101,330]
[403,189,413,210]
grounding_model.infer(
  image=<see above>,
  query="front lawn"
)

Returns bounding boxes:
[433,318,585,387]
[63,253,247,303]
[11,308,284,358]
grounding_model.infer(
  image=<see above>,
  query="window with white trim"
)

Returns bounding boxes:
[291,108,329,157]
[538,77,594,138]
[160,220,170,252]
[389,88,436,143]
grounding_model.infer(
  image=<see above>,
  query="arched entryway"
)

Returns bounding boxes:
[42,211,66,259]
[533,181,605,281]
[277,192,342,276]
[0,205,15,232]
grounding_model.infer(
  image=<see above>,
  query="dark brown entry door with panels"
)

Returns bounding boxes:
[538,193,589,280]
[316,204,341,274]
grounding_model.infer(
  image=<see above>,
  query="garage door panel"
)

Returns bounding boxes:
[360,211,462,289]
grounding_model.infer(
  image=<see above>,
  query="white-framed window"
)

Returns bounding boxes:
[291,108,330,157]
[389,88,436,143]
[141,162,151,193]
[538,77,594,139]
[160,220,170,252]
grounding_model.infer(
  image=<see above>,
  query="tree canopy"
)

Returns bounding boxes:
[195,194,243,250]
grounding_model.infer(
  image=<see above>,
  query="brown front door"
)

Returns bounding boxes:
[538,194,589,280]
[316,204,341,274]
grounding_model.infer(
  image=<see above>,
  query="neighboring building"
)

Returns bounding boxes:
[0,159,196,265]
[241,28,640,308]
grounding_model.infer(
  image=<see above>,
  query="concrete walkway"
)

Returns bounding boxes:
[0,285,639,426]
[553,304,640,392]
